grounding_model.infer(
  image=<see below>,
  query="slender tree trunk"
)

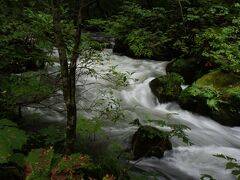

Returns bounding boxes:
[177,0,187,36]
[66,0,82,153]
[52,0,82,153]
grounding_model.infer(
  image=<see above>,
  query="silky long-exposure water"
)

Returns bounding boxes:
[24,50,240,180]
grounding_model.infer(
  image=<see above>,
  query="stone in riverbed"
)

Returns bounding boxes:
[149,73,184,103]
[131,125,172,160]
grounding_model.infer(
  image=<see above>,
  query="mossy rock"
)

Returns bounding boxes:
[178,85,218,117]
[196,70,240,89]
[131,125,172,160]
[213,86,240,126]
[149,73,184,103]
[166,57,214,84]
[179,71,240,126]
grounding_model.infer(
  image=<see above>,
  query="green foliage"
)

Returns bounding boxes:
[54,153,92,174]
[147,115,192,145]
[98,91,125,122]
[0,72,56,118]
[126,29,155,57]
[0,7,52,73]
[186,85,217,99]
[195,25,240,73]
[81,33,108,51]
[77,116,103,138]
[88,0,240,66]
[129,171,160,180]
[25,147,92,179]
[181,2,240,73]
[136,125,167,140]
[201,154,240,180]
[103,65,136,88]
[224,86,240,97]
[37,125,65,146]
[24,8,53,50]
[158,72,184,84]
[8,73,55,101]
[0,119,27,164]
[92,143,128,179]
[88,1,168,58]
[180,85,220,110]
[153,73,184,98]
[26,147,54,179]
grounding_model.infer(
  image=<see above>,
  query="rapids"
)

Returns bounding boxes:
[24,50,240,180]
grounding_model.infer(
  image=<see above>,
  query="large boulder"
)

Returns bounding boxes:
[166,57,214,84]
[178,70,240,126]
[149,73,184,103]
[131,126,172,160]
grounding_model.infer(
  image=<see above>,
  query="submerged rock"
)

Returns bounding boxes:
[149,73,184,103]
[131,126,172,159]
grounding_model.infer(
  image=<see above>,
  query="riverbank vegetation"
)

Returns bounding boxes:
[1,0,240,179]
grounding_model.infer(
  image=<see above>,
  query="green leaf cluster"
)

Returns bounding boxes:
[147,116,192,145]
[180,85,220,110]
[88,1,168,58]
[25,147,92,180]
[0,119,27,164]
[213,154,240,180]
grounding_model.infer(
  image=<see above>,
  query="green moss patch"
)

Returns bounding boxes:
[196,70,240,90]
[149,73,184,103]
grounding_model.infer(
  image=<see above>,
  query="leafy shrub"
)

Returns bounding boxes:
[0,119,27,164]
[180,85,220,110]
[202,154,240,180]
[25,147,92,179]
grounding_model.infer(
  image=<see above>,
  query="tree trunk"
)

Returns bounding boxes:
[52,0,82,154]
[177,0,187,36]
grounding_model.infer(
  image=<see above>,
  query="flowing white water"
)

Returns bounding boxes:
[25,50,240,179]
